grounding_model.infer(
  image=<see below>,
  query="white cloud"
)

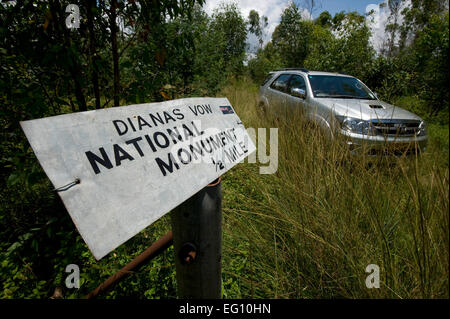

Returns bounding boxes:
[365,0,411,53]
[300,7,312,21]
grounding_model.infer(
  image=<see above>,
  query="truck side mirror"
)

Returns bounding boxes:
[291,88,306,99]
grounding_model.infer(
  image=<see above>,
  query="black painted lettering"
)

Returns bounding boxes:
[224,130,235,143]
[114,144,134,166]
[234,144,243,157]
[208,135,222,150]
[126,137,145,157]
[204,104,212,113]
[163,111,176,123]
[182,124,194,139]
[197,105,205,115]
[167,127,183,144]
[137,115,152,130]
[113,120,128,136]
[189,142,203,160]
[191,121,204,135]
[220,132,227,146]
[201,139,213,153]
[85,147,113,174]
[127,117,137,132]
[224,147,237,163]
[144,134,157,152]
[153,131,170,149]
[177,148,192,164]
[173,108,184,120]
[155,153,180,176]
[188,105,198,116]
[239,141,248,153]
[150,112,164,126]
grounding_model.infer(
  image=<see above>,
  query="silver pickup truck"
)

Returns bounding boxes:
[258,68,427,155]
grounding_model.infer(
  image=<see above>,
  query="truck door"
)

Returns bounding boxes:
[286,75,307,116]
[267,73,291,118]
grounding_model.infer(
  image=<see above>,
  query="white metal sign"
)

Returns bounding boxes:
[21,97,256,259]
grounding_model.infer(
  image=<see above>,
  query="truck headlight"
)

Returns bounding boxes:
[336,116,376,136]
[417,121,427,137]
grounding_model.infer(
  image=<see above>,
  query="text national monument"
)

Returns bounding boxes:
[20,98,256,260]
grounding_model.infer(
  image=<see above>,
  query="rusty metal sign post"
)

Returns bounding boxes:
[171,177,222,298]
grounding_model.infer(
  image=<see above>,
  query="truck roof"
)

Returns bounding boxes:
[270,69,354,78]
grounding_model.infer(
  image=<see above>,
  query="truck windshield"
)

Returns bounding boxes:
[308,75,377,100]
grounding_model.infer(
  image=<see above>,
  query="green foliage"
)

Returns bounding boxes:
[316,10,332,27]
[210,3,247,75]
[272,3,313,67]
[0,0,248,299]
[302,23,337,71]
[410,12,449,115]
[189,3,248,95]
[249,8,377,81]
[247,43,284,84]
[303,11,376,80]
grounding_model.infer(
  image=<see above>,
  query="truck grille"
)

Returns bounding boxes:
[371,120,421,137]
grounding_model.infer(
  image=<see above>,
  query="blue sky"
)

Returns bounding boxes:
[313,0,385,18]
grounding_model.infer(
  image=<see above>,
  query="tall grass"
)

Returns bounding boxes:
[219,77,449,298]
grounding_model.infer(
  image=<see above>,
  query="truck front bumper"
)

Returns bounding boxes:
[341,131,428,156]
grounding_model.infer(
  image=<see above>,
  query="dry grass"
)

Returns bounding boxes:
[219,77,449,299]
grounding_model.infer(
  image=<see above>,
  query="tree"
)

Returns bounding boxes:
[384,0,402,56]
[248,9,268,49]
[247,42,284,83]
[109,0,120,106]
[210,3,247,74]
[411,11,449,115]
[304,11,375,80]
[399,0,448,48]
[272,3,313,67]
[315,10,332,27]
[303,22,337,71]
[85,0,101,109]
[387,0,450,115]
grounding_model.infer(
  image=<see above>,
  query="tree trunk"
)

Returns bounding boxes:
[86,0,101,109]
[110,0,120,107]
[49,0,87,112]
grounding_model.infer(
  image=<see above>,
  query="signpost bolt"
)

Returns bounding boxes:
[53,178,81,192]
[179,242,197,265]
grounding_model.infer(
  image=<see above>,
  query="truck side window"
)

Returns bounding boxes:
[261,73,275,86]
[288,75,306,92]
[270,74,291,93]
